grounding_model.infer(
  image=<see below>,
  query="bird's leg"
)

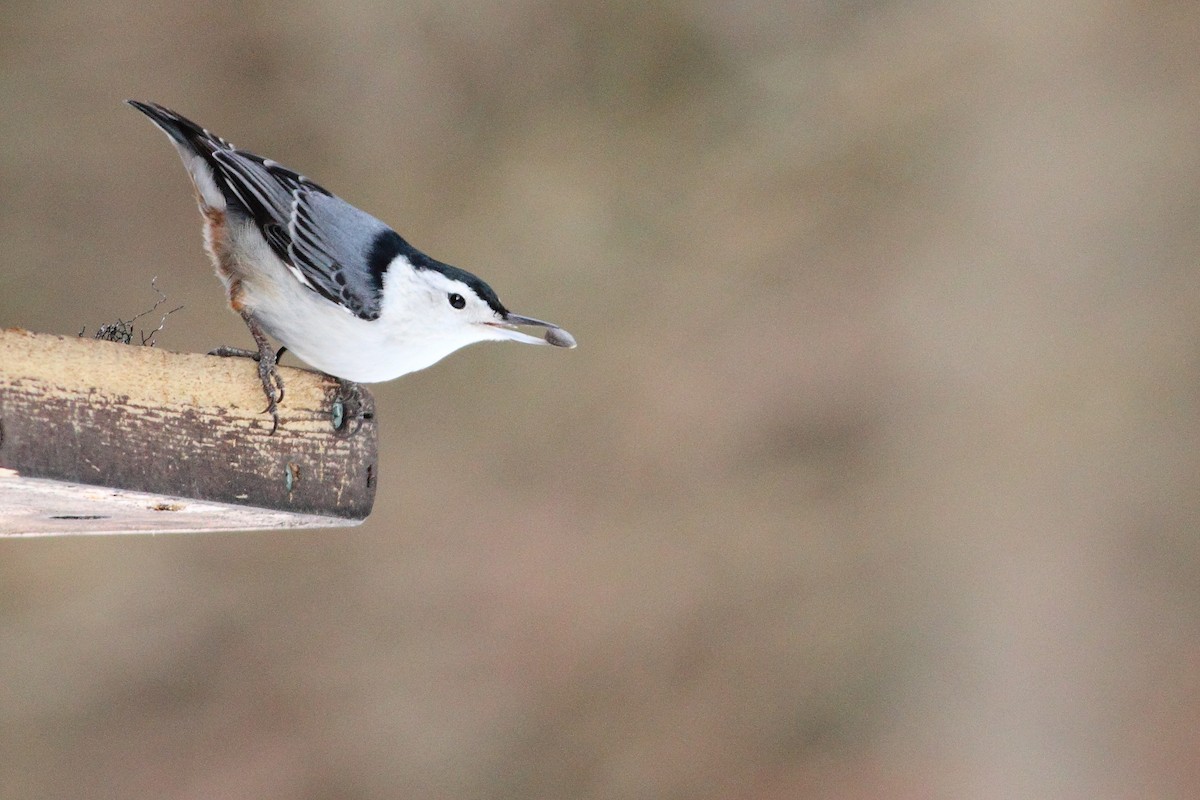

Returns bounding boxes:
[209,311,285,433]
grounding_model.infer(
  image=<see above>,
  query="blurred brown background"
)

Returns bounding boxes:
[3,1,1200,797]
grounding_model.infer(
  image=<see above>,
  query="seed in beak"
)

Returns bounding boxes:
[544,326,577,348]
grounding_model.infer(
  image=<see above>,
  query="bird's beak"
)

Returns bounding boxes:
[485,312,577,348]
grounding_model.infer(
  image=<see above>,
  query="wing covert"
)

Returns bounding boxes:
[208,150,388,320]
[286,190,392,320]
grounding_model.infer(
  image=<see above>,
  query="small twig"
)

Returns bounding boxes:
[80,277,184,346]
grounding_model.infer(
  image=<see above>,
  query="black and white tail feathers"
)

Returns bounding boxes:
[126,100,230,154]
[126,99,239,213]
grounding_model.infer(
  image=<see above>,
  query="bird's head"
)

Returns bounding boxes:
[383,259,576,366]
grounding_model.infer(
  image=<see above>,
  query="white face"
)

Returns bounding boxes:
[416,270,549,348]
[372,261,570,378]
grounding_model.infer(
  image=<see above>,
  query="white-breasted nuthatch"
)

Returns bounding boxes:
[128,100,575,429]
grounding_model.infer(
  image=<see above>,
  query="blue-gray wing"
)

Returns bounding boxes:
[285,189,394,321]
[209,149,390,321]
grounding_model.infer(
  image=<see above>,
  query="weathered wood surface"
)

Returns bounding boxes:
[0,472,361,536]
[0,328,377,535]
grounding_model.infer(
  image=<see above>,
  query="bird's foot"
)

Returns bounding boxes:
[255,350,285,434]
[330,377,368,435]
[208,345,259,360]
[208,345,288,364]
[211,320,287,433]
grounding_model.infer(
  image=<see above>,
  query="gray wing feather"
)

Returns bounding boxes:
[211,150,292,223]
[209,150,388,320]
[286,190,391,320]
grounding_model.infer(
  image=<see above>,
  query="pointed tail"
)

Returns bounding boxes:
[127,100,232,211]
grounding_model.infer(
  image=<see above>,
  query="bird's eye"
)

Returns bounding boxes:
[448,293,466,309]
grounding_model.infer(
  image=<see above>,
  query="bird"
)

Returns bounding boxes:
[127,100,576,431]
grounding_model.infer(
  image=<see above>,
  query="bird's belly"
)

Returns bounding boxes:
[244,280,457,383]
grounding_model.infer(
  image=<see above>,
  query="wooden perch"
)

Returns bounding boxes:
[0,328,377,535]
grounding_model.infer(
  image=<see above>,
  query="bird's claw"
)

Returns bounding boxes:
[208,345,259,359]
[257,352,285,434]
[210,341,286,434]
[332,378,368,435]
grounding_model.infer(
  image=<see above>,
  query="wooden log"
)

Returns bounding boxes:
[0,328,377,535]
